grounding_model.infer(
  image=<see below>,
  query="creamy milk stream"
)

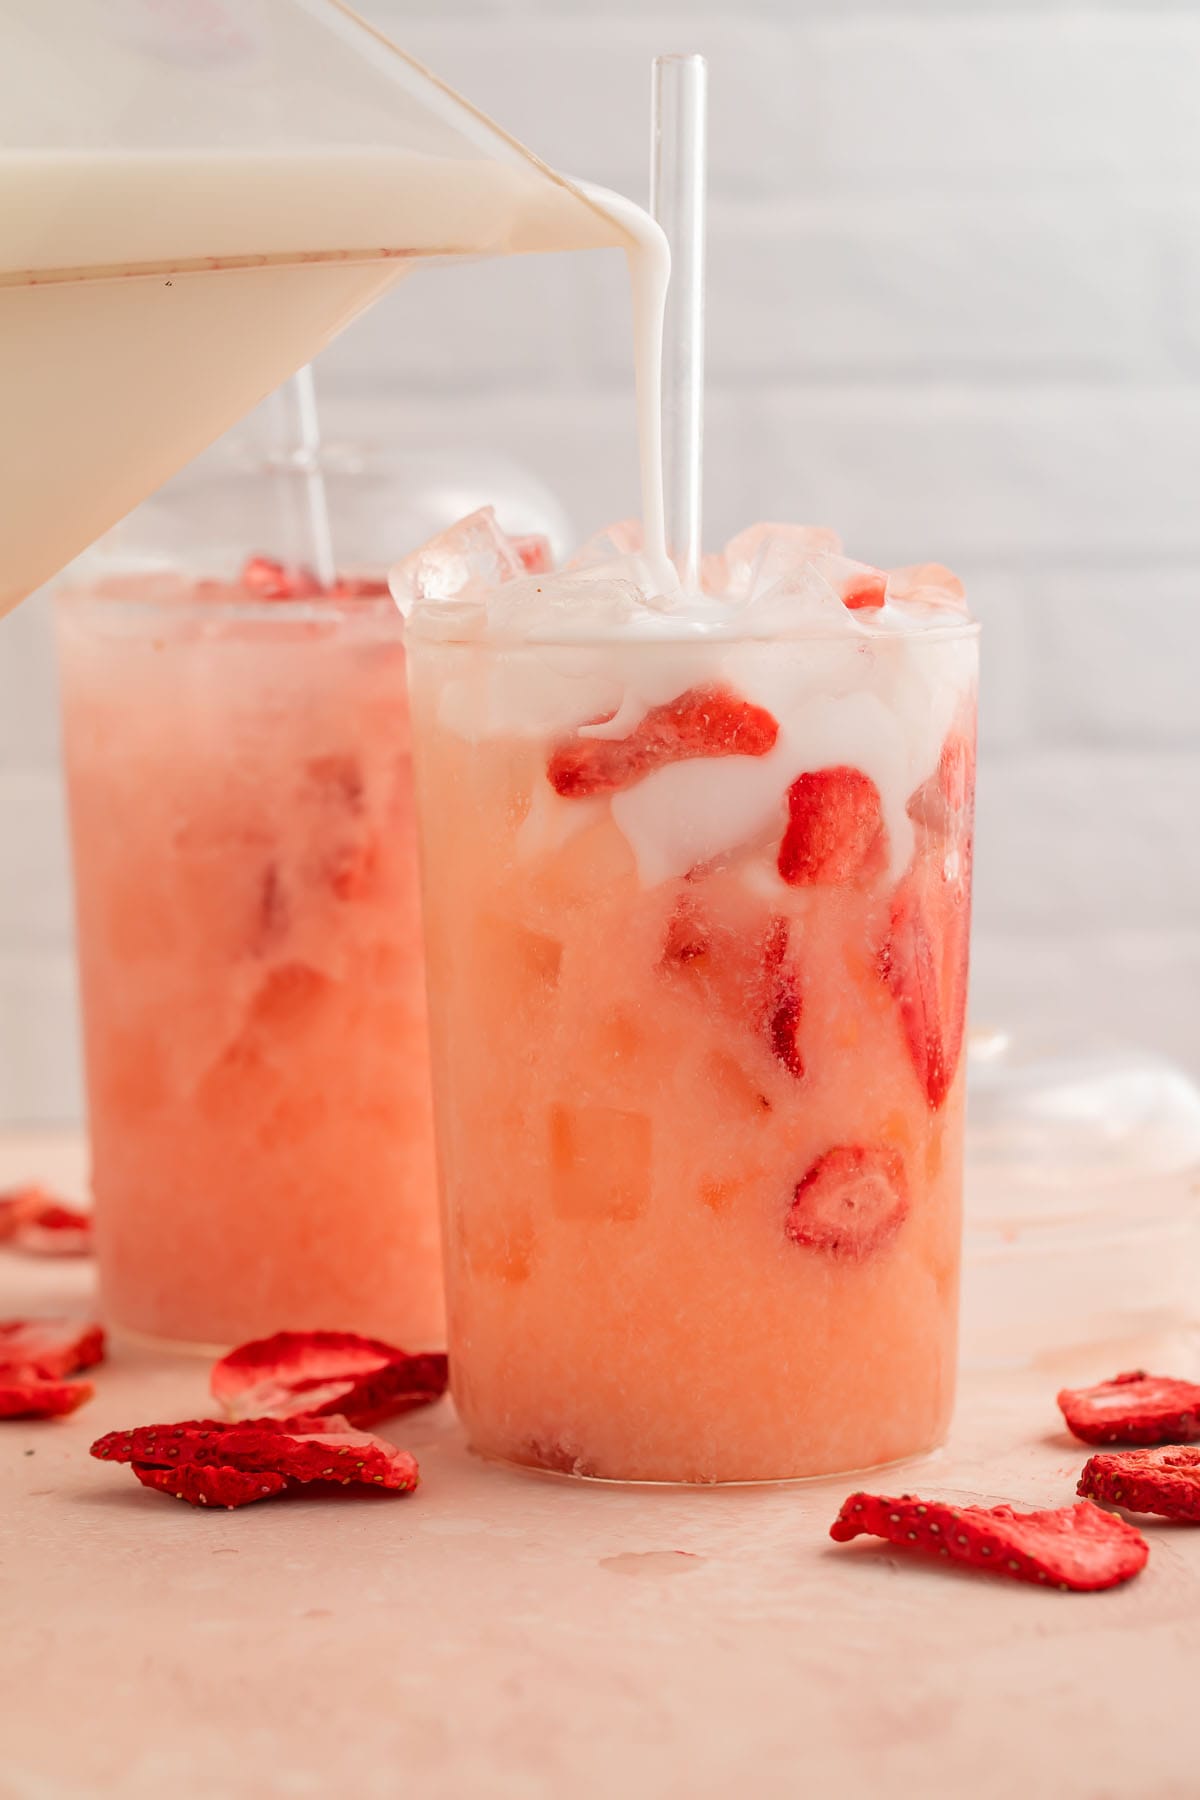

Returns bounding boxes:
[0,0,670,615]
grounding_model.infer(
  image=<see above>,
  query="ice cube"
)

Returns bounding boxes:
[548,1103,652,1222]
[723,523,844,602]
[567,519,644,569]
[886,563,968,616]
[389,507,524,617]
[486,575,645,640]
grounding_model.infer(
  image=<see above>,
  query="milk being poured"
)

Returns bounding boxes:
[0,0,671,615]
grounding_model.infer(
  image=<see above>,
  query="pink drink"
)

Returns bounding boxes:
[56,573,442,1349]
[400,516,978,1482]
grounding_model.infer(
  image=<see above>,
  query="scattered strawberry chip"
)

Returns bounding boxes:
[1078,1447,1200,1523]
[210,1329,448,1428]
[830,1492,1148,1591]
[547,686,779,798]
[0,1318,105,1379]
[133,1462,290,1510]
[777,766,886,887]
[1057,1371,1200,1446]
[92,1416,419,1507]
[0,1186,94,1256]
[787,1145,908,1258]
[0,1378,95,1419]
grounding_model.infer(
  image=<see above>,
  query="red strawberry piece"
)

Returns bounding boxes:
[133,1462,289,1509]
[1078,1447,1200,1522]
[92,1418,419,1494]
[830,1492,1148,1591]
[907,724,977,841]
[14,1200,93,1257]
[878,868,970,1111]
[0,1186,93,1256]
[0,1378,94,1419]
[663,899,803,1081]
[1056,1371,1200,1446]
[328,575,391,599]
[762,917,804,1079]
[0,1318,105,1379]
[787,1146,908,1258]
[778,767,886,887]
[841,570,888,612]
[211,1329,448,1428]
[240,555,323,600]
[547,686,779,798]
[511,534,553,574]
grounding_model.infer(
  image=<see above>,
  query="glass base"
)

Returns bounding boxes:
[107,1319,232,1360]
[473,1437,948,1490]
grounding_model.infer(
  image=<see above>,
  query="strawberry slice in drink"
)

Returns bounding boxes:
[880,727,974,1111]
[777,767,886,887]
[786,1146,908,1258]
[878,873,970,1112]
[662,891,803,1082]
[547,686,779,798]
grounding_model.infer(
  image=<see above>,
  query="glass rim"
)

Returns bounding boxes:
[403,616,982,650]
[53,586,399,629]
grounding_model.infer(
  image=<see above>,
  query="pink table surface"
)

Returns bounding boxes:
[2,1133,1198,1800]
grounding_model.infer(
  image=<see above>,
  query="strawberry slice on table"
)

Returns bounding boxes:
[92,1416,419,1508]
[0,1318,105,1379]
[0,1187,93,1256]
[547,686,779,798]
[133,1463,290,1510]
[1078,1447,1200,1522]
[786,1146,908,1258]
[211,1329,448,1428]
[830,1492,1148,1591]
[0,1379,95,1420]
[777,767,886,887]
[1057,1371,1200,1446]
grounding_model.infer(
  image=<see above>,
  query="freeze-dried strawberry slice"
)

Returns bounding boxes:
[841,571,888,612]
[511,533,553,574]
[92,1417,419,1494]
[0,1378,94,1419]
[663,899,803,1081]
[778,767,886,887]
[92,1415,350,1467]
[240,555,323,600]
[133,1462,289,1509]
[211,1329,448,1427]
[830,1492,1148,1591]
[878,871,970,1111]
[0,1318,105,1379]
[762,917,804,1079]
[547,686,779,798]
[0,1187,93,1256]
[786,1146,908,1258]
[1078,1447,1200,1522]
[1057,1371,1200,1446]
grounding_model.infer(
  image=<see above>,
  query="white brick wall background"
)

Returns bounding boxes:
[3,0,1200,1122]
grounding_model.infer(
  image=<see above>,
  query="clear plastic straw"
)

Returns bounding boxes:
[267,365,337,589]
[650,53,707,592]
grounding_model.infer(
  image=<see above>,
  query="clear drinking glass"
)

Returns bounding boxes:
[405,586,979,1482]
[56,579,441,1351]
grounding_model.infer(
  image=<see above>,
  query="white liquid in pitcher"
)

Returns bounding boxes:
[0,147,670,615]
